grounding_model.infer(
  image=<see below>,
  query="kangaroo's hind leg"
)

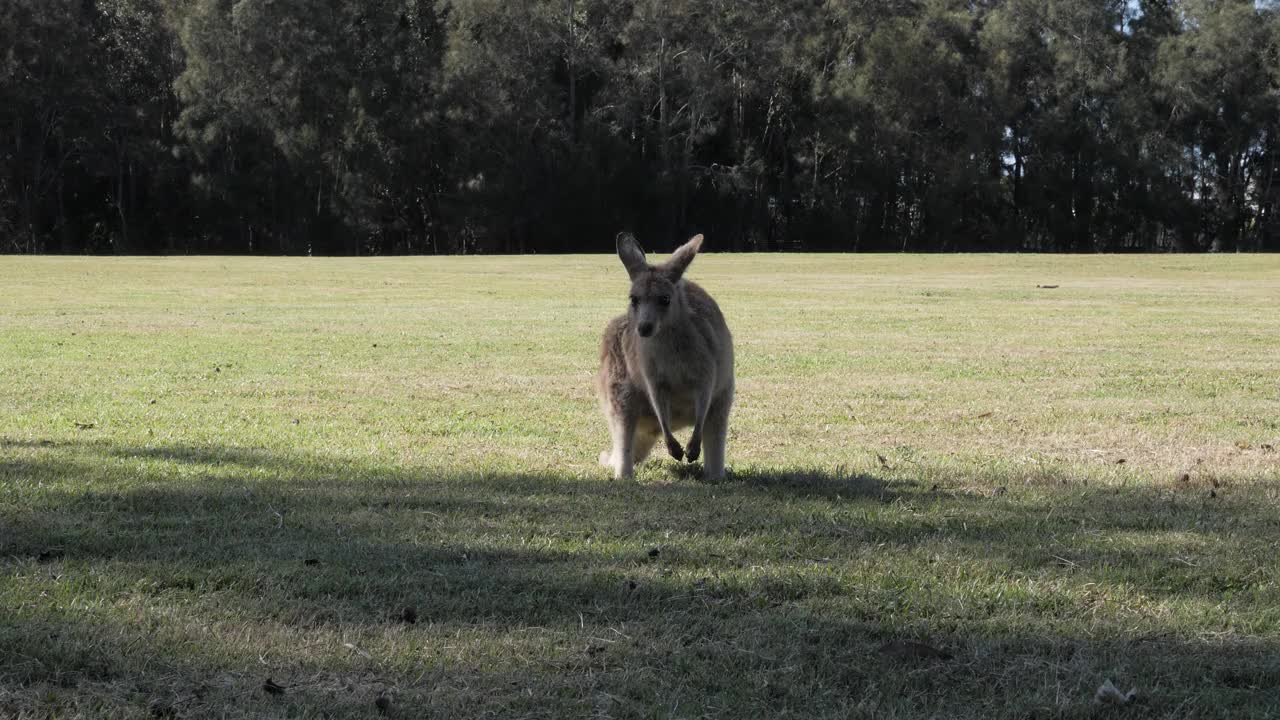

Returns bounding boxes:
[600,386,644,480]
[630,419,659,466]
[701,392,733,481]
[601,415,636,480]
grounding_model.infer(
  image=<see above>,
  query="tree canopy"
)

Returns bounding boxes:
[3,0,1278,254]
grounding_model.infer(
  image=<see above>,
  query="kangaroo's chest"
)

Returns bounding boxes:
[641,373,698,427]
[638,354,706,427]
[639,345,706,391]
[665,394,697,428]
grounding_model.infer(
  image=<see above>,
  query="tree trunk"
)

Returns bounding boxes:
[115,139,130,253]
[657,36,677,240]
[567,0,577,142]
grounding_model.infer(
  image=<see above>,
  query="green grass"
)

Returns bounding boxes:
[2,254,1279,719]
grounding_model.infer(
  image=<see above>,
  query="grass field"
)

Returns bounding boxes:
[2,253,1279,719]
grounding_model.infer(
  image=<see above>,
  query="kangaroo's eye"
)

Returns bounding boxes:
[658,296,671,307]
[629,295,639,307]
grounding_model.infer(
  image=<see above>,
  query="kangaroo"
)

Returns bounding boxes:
[596,233,735,480]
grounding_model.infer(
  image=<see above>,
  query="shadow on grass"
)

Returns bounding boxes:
[106,443,299,469]
[681,462,907,501]
[3,438,1280,717]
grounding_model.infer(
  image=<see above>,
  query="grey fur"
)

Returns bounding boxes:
[596,233,735,480]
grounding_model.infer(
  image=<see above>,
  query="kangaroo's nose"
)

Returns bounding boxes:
[638,323,654,337]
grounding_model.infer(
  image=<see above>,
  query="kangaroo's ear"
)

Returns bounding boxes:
[663,234,703,280]
[617,233,648,279]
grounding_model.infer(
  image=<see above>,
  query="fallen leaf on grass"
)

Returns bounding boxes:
[73,421,95,430]
[1036,284,1060,289]
[1094,679,1137,705]
[343,642,372,659]
[878,640,953,661]
[975,411,994,419]
[876,453,890,469]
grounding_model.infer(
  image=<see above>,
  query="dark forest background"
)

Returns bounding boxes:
[3,0,1280,255]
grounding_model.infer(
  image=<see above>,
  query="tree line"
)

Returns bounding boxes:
[3,0,1279,255]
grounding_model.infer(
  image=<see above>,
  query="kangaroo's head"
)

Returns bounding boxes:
[616,232,703,339]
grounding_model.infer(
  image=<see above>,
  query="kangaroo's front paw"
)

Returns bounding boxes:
[665,435,684,461]
[686,435,701,463]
